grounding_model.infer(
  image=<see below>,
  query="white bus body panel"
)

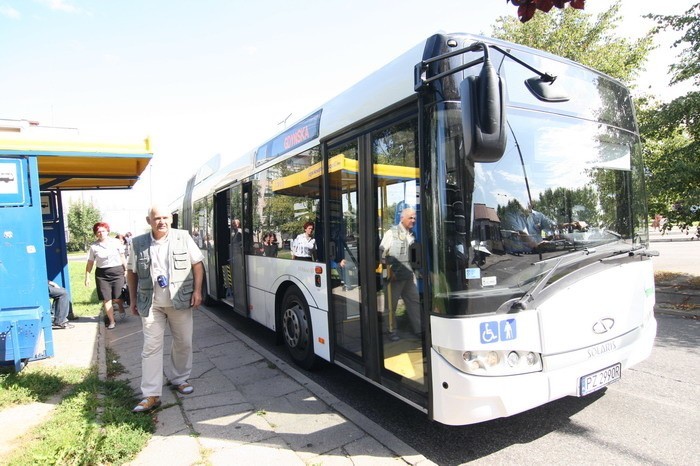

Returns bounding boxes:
[246,256,331,361]
[431,260,657,426]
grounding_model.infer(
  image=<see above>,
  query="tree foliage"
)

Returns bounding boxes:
[638,3,700,230]
[492,1,653,85]
[647,2,700,87]
[67,199,102,252]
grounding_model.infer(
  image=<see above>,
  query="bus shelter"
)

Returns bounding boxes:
[0,134,152,371]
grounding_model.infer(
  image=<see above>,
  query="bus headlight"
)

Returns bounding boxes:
[436,347,542,376]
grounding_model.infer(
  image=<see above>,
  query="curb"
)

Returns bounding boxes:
[649,233,698,243]
[650,238,696,243]
[97,317,107,380]
[654,305,700,319]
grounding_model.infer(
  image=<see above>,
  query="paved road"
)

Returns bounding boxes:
[650,239,700,275]
[75,238,699,464]
[208,299,699,465]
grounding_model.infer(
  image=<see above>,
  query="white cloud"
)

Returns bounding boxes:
[241,45,258,56]
[35,0,80,13]
[0,5,21,19]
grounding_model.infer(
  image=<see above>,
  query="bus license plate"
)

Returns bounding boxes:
[579,363,621,396]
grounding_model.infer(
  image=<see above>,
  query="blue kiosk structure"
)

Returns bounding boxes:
[0,124,152,371]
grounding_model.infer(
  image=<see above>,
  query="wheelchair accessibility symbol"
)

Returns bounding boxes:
[480,319,517,344]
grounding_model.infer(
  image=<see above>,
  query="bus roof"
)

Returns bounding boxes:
[0,135,153,190]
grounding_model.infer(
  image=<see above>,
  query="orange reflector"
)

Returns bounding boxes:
[318,337,325,344]
[315,266,323,274]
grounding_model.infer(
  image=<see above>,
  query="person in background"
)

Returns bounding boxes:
[127,205,204,413]
[48,280,73,329]
[263,232,278,257]
[85,222,127,329]
[124,232,133,259]
[291,221,316,261]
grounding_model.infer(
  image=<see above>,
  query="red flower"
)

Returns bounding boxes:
[508,0,585,23]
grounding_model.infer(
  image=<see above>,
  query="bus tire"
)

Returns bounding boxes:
[281,287,316,370]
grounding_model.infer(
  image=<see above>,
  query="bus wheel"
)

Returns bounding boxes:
[281,287,316,370]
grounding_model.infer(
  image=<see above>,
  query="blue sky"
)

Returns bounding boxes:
[0,0,695,232]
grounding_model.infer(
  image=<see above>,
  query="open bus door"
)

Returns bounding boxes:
[227,182,250,317]
[326,112,428,409]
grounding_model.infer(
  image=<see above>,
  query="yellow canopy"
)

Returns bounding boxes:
[272,154,419,197]
[0,137,153,190]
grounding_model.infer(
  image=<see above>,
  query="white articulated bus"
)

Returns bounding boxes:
[173,33,657,426]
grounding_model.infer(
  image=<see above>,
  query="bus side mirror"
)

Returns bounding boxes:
[460,56,507,163]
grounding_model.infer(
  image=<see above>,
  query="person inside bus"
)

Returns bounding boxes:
[379,207,421,341]
[230,218,243,265]
[501,201,557,254]
[291,221,316,261]
[230,218,242,249]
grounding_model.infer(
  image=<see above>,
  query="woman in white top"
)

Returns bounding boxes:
[85,222,127,329]
[291,221,316,261]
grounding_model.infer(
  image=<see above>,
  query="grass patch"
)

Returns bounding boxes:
[68,261,102,318]
[0,365,88,409]
[106,348,126,378]
[0,258,157,464]
[5,371,154,465]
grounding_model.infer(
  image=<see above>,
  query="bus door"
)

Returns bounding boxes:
[328,113,427,405]
[228,183,249,316]
[214,189,231,302]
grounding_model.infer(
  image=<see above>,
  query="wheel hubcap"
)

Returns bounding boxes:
[283,306,301,347]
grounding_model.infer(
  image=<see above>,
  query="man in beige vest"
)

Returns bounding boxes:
[127,205,204,413]
[379,207,421,341]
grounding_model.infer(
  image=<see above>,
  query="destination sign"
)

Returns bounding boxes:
[256,110,322,166]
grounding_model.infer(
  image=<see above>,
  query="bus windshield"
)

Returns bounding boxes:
[431,85,647,315]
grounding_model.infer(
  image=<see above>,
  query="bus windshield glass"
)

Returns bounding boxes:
[431,72,647,316]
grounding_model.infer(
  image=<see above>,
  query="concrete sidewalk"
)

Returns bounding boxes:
[104,309,433,466]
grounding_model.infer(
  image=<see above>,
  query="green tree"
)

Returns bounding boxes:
[639,3,700,230]
[67,200,102,252]
[534,186,599,226]
[492,1,653,85]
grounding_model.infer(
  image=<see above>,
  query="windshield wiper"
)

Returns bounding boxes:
[600,245,659,262]
[510,248,597,312]
[509,244,656,312]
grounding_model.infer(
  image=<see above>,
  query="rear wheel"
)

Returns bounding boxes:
[281,287,316,370]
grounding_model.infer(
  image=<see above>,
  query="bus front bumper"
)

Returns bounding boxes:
[429,317,657,426]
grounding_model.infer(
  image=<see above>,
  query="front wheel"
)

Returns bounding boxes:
[281,287,316,370]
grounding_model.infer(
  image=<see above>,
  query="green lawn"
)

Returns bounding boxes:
[0,257,155,464]
[67,259,102,317]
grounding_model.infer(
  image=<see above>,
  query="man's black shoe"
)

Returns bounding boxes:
[52,322,75,330]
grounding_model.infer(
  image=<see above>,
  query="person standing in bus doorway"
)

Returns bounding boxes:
[379,207,421,341]
[127,205,204,413]
[291,221,316,261]
[229,218,243,264]
[85,222,127,329]
[230,218,242,246]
